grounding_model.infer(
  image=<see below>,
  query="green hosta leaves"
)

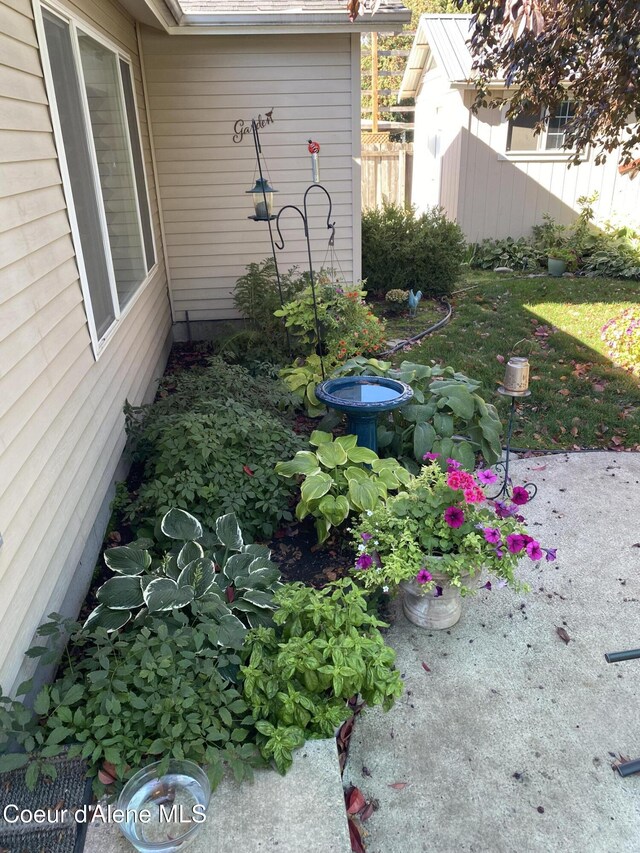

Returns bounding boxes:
[317,495,350,527]
[223,553,255,582]
[315,441,348,469]
[161,508,203,541]
[433,413,454,437]
[438,386,475,420]
[346,446,378,464]
[144,578,195,612]
[83,605,131,633]
[452,441,476,472]
[348,479,379,512]
[301,472,333,503]
[216,513,244,551]
[274,451,320,478]
[104,546,151,576]
[335,434,358,450]
[309,430,332,446]
[216,614,247,648]
[97,577,144,610]
[178,558,215,597]
[177,540,204,569]
[242,590,278,610]
[413,422,437,460]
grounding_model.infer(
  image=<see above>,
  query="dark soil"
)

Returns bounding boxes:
[265,518,356,587]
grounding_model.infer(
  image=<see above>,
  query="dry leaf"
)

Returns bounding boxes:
[242,464,254,476]
[531,464,547,471]
[347,787,366,815]
[421,662,431,673]
[558,389,570,397]
[556,627,571,645]
[496,354,505,363]
[348,817,366,853]
[388,782,409,790]
[570,427,578,437]
[361,803,375,822]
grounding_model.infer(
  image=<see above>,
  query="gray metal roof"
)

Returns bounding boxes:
[174,0,410,22]
[400,14,474,98]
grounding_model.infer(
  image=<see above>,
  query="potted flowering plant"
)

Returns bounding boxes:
[352,458,556,629]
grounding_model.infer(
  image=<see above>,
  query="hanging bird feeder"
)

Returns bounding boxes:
[247,177,278,221]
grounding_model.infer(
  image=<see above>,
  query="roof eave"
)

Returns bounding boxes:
[171,9,411,33]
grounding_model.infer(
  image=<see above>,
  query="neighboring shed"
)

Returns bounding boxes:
[400,14,640,242]
[0,0,409,693]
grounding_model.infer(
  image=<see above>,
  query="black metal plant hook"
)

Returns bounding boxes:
[486,395,538,503]
[274,183,336,379]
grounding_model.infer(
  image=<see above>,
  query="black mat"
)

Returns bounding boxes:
[0,754,91,853]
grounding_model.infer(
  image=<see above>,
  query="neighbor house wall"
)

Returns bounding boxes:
[0,0,171,692]
[141,28,359,323]
[456,88,640,242]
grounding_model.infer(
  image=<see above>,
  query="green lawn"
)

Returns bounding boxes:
[383,271,640,451]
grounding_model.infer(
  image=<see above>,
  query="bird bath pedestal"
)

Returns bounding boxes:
[315,376,413,453]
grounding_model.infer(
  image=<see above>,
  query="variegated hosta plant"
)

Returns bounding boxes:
[275,430,412,544]
[85,509,281,647]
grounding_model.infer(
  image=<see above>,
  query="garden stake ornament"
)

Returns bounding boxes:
[487,357,537,502]
[308,139,321,183]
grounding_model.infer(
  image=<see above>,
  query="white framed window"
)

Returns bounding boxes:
[506,100,576,154]
[34,2,156,356]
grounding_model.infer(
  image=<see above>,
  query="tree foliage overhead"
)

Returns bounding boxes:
[463,0,640,165]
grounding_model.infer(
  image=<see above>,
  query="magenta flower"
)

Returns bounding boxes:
[416,569,433,584]
[526,540,543,560]
[464,485,485,504]
[511,486,529,505]
[477,468,498,485]
[493,500,516,519]
[355,553,373,570]
[444,506,465,528]
[434,586,443,598]
[545,548,557,562]
[446,458,461,470]
[361,532,373,541]
[506,534,526,554]
[423,452,440,461]
[495,546,504,558]
[483,527,501,544]
[482,581,492,591]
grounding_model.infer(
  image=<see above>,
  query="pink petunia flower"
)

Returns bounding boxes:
[446,458,461,470]
[361,532,373,541]
[416,569,433,584]
[477,468,498,485]
[545,548,557,562]
[511,486,529,505]
[463,485,485,504]
[482,581,492,591]
[447,471,475,491]
[355,553,373,570]
[444,506,465,528]
[506,534,526,554]
[483,527,501,544]
[423,452,440,461]
[526,540,543,560]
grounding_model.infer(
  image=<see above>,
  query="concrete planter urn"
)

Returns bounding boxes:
[400,574,465,630]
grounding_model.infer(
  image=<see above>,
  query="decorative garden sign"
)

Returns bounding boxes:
[233,110,274,144]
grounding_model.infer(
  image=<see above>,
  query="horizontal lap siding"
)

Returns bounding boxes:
[142,29,355,321]
[0,0,171,692]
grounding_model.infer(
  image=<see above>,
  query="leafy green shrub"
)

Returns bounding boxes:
[601,308,640,374]
[362,203,465,298]
[274,283,386,362]
[275,431,411,543]
[126,401,303,539]
[0,615,262,794]
[333,358,503,470]
[583,227,640,279]
[87,508,281,642]
[278,355,333,418]
[469,237,544,270]
[241,580,403,773]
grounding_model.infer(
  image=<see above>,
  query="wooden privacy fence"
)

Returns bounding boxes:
[361,142,413,210]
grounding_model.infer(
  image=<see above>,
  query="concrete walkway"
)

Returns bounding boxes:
[345,452,640,853]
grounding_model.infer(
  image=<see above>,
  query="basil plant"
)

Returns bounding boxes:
[86,509,281,647]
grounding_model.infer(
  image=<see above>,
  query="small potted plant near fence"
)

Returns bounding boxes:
[352,458,556,629]
[547,246,578,277]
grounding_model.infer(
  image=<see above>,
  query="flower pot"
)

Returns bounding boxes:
[400,575,464,630]
[547,257,567,277]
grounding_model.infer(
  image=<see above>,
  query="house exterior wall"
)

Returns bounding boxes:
[412,71,640,242]
[141,28,360,322]
[0,0,171,693]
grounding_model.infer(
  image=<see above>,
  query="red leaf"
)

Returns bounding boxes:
[348,818,366,853]
[226,585,235,603]
[421,662,431,673]
[388,782,409,790]
[556,626,570,645]
[347,787,366,815]
[243,464,254,476]
[496,354,505,363]
[361,803,375,822]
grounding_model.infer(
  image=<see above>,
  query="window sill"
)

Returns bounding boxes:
[498,151,577,163]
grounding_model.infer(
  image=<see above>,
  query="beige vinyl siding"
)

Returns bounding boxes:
[0,0,171,693]
[142,29,357,321]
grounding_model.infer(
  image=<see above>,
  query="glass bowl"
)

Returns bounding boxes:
[117,759,211,852]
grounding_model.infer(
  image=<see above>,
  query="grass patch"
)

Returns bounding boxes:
[383,271,640,451]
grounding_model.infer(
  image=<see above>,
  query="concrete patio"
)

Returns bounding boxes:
[345,451,640,853]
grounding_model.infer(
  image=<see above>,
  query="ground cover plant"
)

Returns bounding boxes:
[384,271,640,451]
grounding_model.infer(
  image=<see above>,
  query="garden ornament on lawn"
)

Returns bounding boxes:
[408,289,422,316]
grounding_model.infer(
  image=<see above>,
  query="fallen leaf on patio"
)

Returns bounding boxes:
[361,803,375,822]
[347,787,366,815]
[362,765,372,777]
[421,662,431,672]
[348,818,366,853]
[632,543,640,548]
[556,627,571,645]
[388,782,409,790]
[531,464,547,471]
[558,389,570,397]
